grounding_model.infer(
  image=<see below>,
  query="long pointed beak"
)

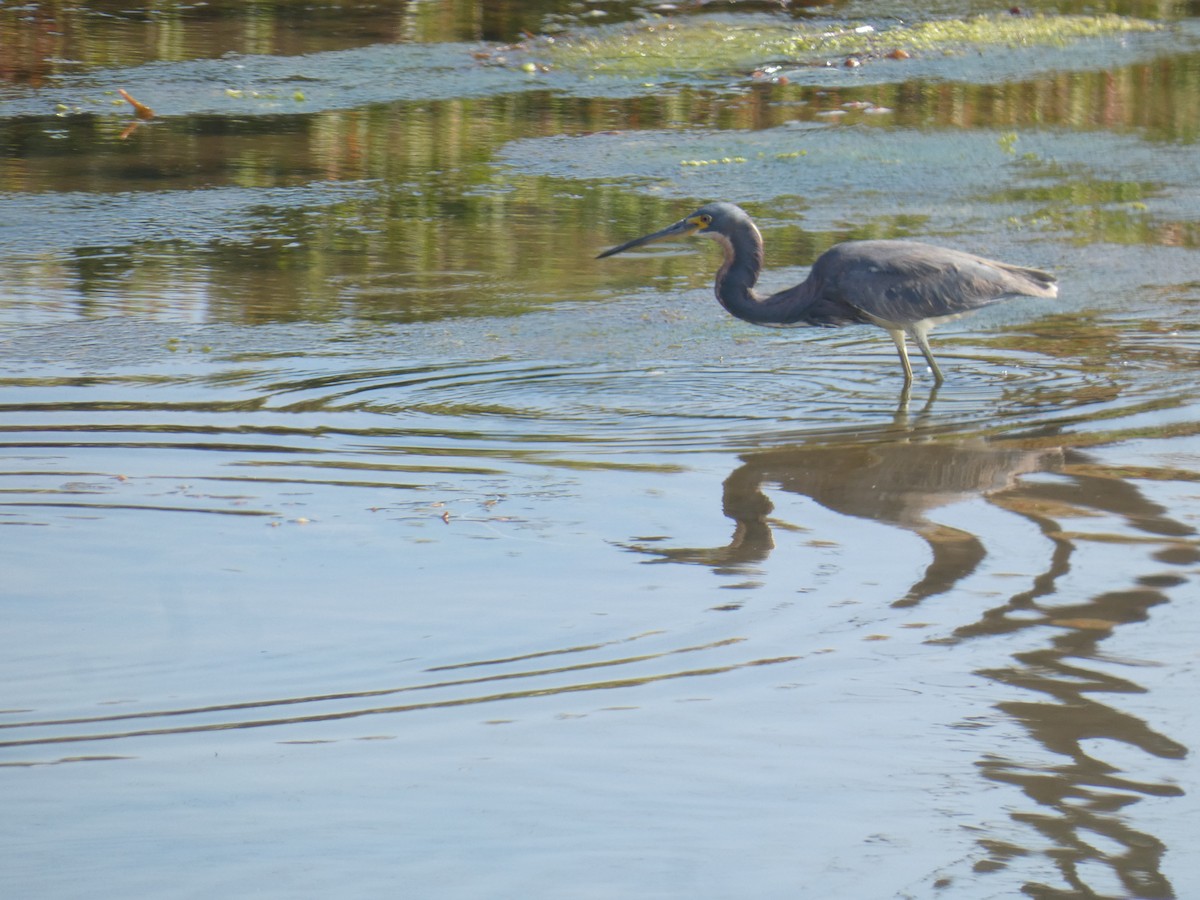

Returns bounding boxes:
[596,217,700,259]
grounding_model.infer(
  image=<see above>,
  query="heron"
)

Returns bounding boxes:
[597,202,1057,385]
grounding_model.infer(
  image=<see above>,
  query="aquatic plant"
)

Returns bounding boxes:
[529,13,1162,76]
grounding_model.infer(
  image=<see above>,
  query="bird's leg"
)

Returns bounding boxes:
[894,381,912,421]
[886,329,914,384]
[909,326,945,385]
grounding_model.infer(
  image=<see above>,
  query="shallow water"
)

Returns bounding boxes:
[3,2,1200,898]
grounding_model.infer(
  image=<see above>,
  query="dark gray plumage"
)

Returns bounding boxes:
[597,202,1058,384]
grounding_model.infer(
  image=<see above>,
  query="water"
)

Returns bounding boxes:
[3,2,1200,898]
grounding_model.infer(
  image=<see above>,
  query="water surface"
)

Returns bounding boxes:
[3,2,1199,898]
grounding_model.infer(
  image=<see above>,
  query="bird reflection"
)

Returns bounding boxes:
[629,439,1060,605]
[627,433,1195,894]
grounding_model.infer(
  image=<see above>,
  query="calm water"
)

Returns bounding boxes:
[3,1,1200,897]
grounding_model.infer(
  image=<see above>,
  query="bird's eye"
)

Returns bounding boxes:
[699,215,712,227]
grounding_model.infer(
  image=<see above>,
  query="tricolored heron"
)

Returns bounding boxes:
[597,202,1057,385]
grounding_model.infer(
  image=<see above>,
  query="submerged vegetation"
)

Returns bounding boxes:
[528,13,1163,76]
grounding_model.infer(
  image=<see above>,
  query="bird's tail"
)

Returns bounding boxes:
[1002,263,1058,298]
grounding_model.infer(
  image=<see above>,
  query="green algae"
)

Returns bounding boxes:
[536,13,1163,77]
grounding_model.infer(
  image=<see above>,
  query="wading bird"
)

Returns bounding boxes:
[597,202,1057,385]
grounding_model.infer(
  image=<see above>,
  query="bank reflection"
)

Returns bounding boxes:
[629,437,1194,896]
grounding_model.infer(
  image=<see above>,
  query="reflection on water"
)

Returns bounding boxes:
[629,430,1198,895]
[0,0,610,82]
[2,278,1200,896]
[4,0,1200,897]
[629,438,1060,605]
[964,456,1195,897]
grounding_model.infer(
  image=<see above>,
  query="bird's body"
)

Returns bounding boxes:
[597,202,1057,384]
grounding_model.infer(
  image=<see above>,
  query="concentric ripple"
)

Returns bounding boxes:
[0,633,796,754]
[3,297,1200,508]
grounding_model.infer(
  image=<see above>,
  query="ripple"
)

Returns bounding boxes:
[0,633,795,753]
[3,301,1199,528]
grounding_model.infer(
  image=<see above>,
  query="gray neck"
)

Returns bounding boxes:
[710,227,817,325]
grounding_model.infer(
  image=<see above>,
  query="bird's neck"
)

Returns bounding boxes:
[711,226,815,325]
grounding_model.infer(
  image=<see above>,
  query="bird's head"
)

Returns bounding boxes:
[596,202,750,259]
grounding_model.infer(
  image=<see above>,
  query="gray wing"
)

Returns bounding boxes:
[802,240,1056,327]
